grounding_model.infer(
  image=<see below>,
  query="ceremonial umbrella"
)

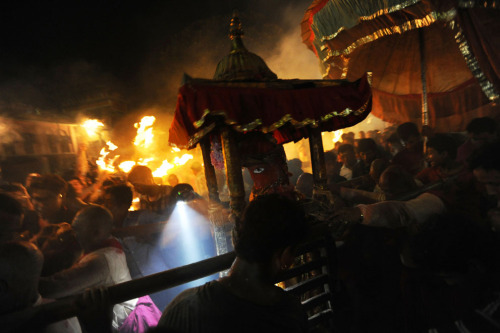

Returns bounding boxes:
[302,0,500,131]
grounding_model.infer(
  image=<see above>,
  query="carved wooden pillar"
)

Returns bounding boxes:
[200,137,220,203]
[220,126,246,220]
[199,136,232,258]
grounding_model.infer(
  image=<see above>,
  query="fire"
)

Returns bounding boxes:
[94,116,194,180]
[134,116,155,148]
[152,160,174,178]
[96,141,120,172]
[118,161,136,173]
[174,154,194,166]
[81,119,104,138]
[332,129,343,143]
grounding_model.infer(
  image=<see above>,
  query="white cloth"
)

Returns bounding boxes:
[339,164,353,180]
[358,192,446,228]
[39,244,138,330]
[34,295,82,333]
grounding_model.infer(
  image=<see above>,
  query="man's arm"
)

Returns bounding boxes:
[39,253,109,299]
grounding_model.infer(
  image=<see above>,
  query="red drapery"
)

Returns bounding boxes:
[168,76,372,149]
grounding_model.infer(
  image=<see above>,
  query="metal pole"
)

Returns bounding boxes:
[419,28,429,127]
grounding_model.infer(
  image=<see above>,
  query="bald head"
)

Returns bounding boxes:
[72,205,113,253]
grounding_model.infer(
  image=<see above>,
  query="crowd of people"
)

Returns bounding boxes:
[0,116,499,332]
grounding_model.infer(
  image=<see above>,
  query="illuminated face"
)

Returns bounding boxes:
[68,179,83,195]
[426,147,447,167]
[473,168,500,201]
[337,151,354,165]
[404,135,421,151]
[248,164,281,189]
[31,189,63,220]
[359,150,376,165]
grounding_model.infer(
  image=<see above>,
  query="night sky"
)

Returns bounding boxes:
[0,0,317,112]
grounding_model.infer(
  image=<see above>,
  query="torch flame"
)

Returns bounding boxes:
[152,160,175,178]
[333,129,343,143]
[95,116,195,182]
[174,154,194,166]
[118,161,136,173]
[96,141,120,172]
[81,119,104,137]
[134,116,156,148]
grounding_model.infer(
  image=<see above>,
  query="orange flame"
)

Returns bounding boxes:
[96,116,194,181]
[134,116,155,148]
[332,129,343,143]
[81,119,104,138]
[96,141,120,172]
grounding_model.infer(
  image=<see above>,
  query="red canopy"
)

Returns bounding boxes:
[168,76,372,149]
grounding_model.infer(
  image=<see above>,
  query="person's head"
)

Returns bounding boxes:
[358,131,366,139]
[190,161,203,175]
[103,184,133,227]
[0,193,24,243]
[469,141,500,201]
[0,183,33,211]
[337,144,356,166]
[296,173,314,198]
[25,173,41,190]
[379,165,418,199]
[233,194,308,269]
[0,241,43,314]
[425,134,458,167]
[127,165,155,186]
[28,174,67,222]
[72,205,113,253]
[466,117,497,144]
[397,122,421,150]
[357,138,378,166]
[386,132,403,156]
[67,177,84,196]
[171,183,197,202]
[287,158,302,173]
[167,174,180,187]
[324,151,341,182]
[369,158,389,184]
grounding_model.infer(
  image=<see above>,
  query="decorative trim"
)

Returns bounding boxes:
[450,19,499,101]
[184,98,371,148]
[319,0,422,43]
[458,0,498,8]
[359,0,422,21]
[322,10,448,62]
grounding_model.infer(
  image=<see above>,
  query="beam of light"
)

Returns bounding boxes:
[161,201,216,288]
